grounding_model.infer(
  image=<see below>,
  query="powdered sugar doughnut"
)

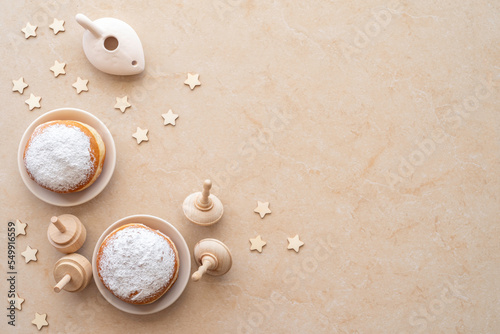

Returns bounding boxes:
[23,120,106,193]
[96,224,180,305]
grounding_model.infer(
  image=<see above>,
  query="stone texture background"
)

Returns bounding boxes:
[1,0,499,333]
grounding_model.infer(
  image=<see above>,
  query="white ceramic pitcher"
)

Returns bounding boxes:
[76,14,145,76]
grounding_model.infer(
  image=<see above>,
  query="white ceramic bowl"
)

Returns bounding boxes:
[17,108,116,207]
[92,215,191,315]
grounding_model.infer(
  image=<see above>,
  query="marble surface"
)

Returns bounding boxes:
[1,1,499,333]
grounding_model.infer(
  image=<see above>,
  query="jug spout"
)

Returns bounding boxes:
[76,14,103,38]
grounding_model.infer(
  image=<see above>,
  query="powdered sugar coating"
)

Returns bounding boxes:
[24,123,95,192]
[98,225,177,302]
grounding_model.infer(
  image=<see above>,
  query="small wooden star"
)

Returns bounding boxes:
[15,219,27,237]
[50,60,66,77]
[12,77,28,94]
[184,73,201,90]
[287,235,304,253]
[132,127,149,144]
[249,235,266,253]
[114,96,131,113]
[254,201,271,218]
[21,22,37,39]
[21,245,38,263]
[7,293,25,310]
[25,93,41,111]
[32,313,48,330]
[72,77,88,94]
[161,109,179,126]
[49,18,65,34]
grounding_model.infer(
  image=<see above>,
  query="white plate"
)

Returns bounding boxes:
[17,108,116,207]
[92,215,191,315]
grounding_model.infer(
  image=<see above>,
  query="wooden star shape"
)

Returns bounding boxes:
[184,73,201,90]
[12,77,28,94]
[15,219,27,237]
[114,96,131,113]
[21,245,38,263]
[161,109,179,126]
[49,18,65,34]
[132,127,149,144]
[287,235,304,253]
[72,77,88,94]
[21,22,37,39]
[50,60,66,77]
[7,293,24,311]
[25,93,41,111]
[249,235,266,253]
[254,201,271,218]
[32,313,48,330]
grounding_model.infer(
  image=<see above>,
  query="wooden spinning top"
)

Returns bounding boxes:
[53,253,92,293]
[47,214,86,253]
[183,180,223,226]
[192,238,232,281]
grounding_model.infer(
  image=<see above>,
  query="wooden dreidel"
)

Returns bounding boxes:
[47,214,86,253]
[53,253,92,293]
[191,238,232,281]
[183,179,223,226]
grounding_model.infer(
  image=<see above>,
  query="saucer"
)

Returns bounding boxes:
[18,108,116,206]
[92,215,191,315]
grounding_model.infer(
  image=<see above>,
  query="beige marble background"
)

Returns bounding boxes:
[1,0,499,333]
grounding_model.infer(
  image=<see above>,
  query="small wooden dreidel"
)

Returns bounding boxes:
[53,253,92,293]
[47,214,86,253]
[183,179,223,226]
[191,238,232,281]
